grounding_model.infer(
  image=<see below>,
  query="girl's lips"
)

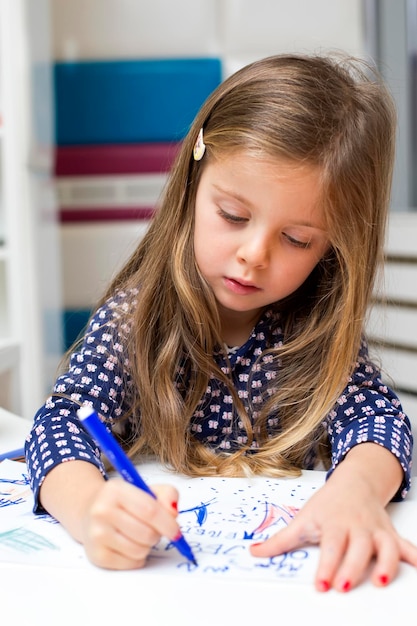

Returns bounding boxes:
[224,277,260,295]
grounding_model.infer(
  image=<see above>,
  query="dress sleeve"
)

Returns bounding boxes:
[24,291,135,513]
[325,338,413,501]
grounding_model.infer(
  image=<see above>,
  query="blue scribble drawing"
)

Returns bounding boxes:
[34,513,60,525]
[244,502,299,539]
[253,550,309,577]
[0,527,58,554]
[179,498,216,526]
[0,473,32,508]
[0,497,26,508]
[0,474,30,487]
[231,507,250,520]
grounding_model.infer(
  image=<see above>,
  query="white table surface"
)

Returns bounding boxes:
[0,406,30,454]
[1,408,416,626]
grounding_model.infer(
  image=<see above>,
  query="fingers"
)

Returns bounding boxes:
[251,525,375,593]
[369,532,417,587]
[152,483,181,517]
[83,479,181,570]
[250,517,417,593]
[319,528,417,592]
[250,520,321,559]
[316,528,372,592]
[398,535,417,568]
[369,530,400,588]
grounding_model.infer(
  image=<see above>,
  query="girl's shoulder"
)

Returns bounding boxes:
[79,287,140,350]
[89,287,140,326]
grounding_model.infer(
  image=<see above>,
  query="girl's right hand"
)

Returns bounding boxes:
[80,478,181,570]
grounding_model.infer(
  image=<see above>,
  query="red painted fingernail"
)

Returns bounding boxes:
[171,501,178,512]
[379,574,389,586]
[341,580,351,592]
[317,580,330,592]
[251,542,262,548]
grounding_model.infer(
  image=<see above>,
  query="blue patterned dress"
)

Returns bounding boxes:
[25,288,413,510]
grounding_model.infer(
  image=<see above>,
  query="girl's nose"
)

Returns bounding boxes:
[237,232,270,268]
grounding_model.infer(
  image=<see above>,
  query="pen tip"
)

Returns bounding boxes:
[191,558,198,566]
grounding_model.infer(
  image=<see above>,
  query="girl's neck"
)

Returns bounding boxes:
[219,307,263,348]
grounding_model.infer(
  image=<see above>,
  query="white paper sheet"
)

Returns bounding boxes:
[0,459,328,583]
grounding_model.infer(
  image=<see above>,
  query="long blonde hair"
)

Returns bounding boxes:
[94,53,396,477]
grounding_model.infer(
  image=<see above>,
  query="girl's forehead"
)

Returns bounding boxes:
[211,149,320,176]
[206,151,323,190]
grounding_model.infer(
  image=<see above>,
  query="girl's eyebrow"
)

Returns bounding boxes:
[212,182,249,206]
[290,221,328,233]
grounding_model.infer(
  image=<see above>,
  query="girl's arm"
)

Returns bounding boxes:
[251,442,417,591]
[39,459,182,570]
[39,461,109,542]
[25,291,135,513]
[251,343,416,591]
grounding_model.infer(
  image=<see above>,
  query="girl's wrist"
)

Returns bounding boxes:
[334,443,403,504]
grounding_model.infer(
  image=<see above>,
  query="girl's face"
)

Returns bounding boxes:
[193,152,330,340]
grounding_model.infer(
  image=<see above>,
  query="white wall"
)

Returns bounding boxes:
[51,0,365,67]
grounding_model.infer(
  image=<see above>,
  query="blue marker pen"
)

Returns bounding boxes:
[77,406,197,566]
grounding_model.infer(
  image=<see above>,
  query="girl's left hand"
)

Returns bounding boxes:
[250,457,417,592]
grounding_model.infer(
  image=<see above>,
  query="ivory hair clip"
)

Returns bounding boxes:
[193,127,206,161]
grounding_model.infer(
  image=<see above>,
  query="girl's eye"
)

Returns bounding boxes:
[283,233,311,249]
[218,208,248,224]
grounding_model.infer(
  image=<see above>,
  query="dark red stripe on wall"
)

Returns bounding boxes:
[60,207,155,223]
[55,142,182,176]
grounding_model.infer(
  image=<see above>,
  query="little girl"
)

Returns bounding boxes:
[26,52,417,592]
